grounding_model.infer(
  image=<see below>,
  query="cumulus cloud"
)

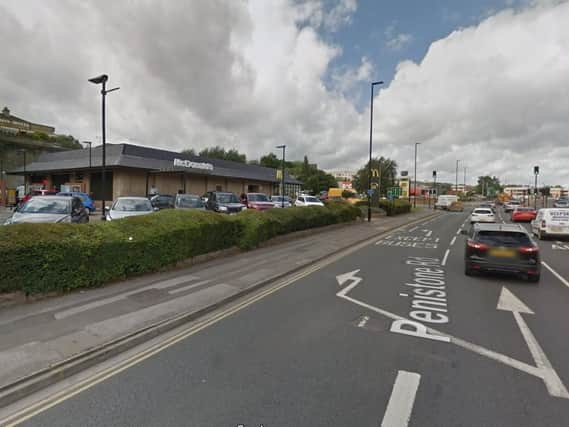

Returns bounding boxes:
[385,23,414,51]
[1,0,568,186]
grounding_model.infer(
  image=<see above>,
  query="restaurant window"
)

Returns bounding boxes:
[90,171,113,200]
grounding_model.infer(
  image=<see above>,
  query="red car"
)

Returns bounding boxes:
[245,193,275,210]
[511,207,537,222]
[21,189,58,204]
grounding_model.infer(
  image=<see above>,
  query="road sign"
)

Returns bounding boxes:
[367,189,374,196]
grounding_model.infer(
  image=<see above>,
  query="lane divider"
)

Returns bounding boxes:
[380,370,421,427]
[442,249,450,266]
[450,236,457,246]
[542,262,569,289]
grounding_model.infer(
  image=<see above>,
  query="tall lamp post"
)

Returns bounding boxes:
[368,80,384,222]
[463,166,467,195]
[455,159,461,195]
[276,145,286,208]
[413,142,421,208]
[534,165,539,210]
[88,74,119,219]
[83,141,93,168]
[18,149,27,195]
[432,170,437,209]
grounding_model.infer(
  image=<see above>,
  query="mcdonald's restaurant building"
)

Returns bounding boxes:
[9,143,302,208]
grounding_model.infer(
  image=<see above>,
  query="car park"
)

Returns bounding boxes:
[204,191,246,214]
[4,196,89,225]
[511,207,537,222]
[470,208,495,223]
[174,194,205,210]
[150,194,175,210]
[271,195,292,208]
[295,195,325,207]
[553,198,569,208]
[244,193,274,210]
[57,191,96,213]
[462,223,540,282]
[105,197,156,221]
[531,208,569,240]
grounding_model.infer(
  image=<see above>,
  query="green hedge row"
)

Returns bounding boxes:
[354,199,411,216]
[0,202,361,294]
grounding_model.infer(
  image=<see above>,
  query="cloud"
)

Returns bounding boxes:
[385,23,414,51]
[374,1,569,185]
[294,0,357,32]
[330,56,372,95]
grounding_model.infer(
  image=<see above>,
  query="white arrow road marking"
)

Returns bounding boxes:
[542,262,569,288]
[336,269,362,288]
[336,281,568,399]
[381,371,421,427]
[358,316,370,328]
[497,286,569,399]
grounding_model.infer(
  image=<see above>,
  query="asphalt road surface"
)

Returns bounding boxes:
[17,209,569,426]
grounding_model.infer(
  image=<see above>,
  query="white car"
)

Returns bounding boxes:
[531,209,569,240]
[105,197,157,221]
[435,195,458,210]
[295,195,324,207]
[470,208,496,223]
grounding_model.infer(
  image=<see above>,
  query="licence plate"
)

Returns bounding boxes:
[489,248,516,258]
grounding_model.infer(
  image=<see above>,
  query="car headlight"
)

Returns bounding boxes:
[241,206,247,211]
[219,206,228,212]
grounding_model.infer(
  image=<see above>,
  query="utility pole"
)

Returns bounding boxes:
[413,142,420,208]
[534,166,539,210]
[432,170,437,209]
[367,80,384,222]
[455,160,461,196]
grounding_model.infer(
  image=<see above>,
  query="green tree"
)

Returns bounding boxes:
[181,148,196,156]
[259,153,281,169]
[476,176,502,196]
[353,157,398,197]
[198,146,247,163]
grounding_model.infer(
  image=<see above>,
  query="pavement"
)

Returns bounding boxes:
[0,208,436,408]
[3,204,569,426]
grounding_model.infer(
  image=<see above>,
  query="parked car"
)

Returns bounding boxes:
[150,194,175,210]
[470,208,496,223]
[105,197,156,221]
[531,208,569,240]
[271,195,292,208]
[503,200,522,213]
[553,198,569,208]
[462,223,540,282]
[174,194,205,210]
[20,189,58,205]
[204,191,246,214]
[4,196,89,225]
[511,207,537,222]
[57,191,96,213]
[244,193,274,210]
[295,195,325,207]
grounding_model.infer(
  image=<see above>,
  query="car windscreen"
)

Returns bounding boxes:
[20,198,69,214]
[217,194,239,203]
[515,208,534,212]
[248,194,269,202]
[473,209,492,214]
[305,196,320,203]
[176,196,203,208]
[113,199,153,212]
[476,231,532,247]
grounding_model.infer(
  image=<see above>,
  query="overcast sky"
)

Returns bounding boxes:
[1,0,568,185]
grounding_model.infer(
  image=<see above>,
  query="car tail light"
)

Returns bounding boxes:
[519,246,539,254]
[467,240,489,250]
[541,220,546,228]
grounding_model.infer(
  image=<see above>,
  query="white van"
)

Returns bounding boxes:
[435,195,458,210]
[531,209,569,240]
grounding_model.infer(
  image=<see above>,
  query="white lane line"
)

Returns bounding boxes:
[450,236,457,246]
[168,279,212,295]
[409,226,418,232]
[425,230,433,237]
[381,371,421,427]
[542,262,569,289]
[358,316,370,328]
[441,249,450,266]
[456,229,461,235]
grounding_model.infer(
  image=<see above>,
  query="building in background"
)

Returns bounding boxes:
[550,186,569,199]
[327,169,356,190]
[503,186,530,199]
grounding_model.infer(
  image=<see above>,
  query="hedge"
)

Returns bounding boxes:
[354,199,411,216]
[0,202,361,294]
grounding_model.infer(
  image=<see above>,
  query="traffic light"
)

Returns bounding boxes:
[432,170,437,178]
[534,165,539,175]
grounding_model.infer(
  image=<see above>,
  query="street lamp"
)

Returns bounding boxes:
[276,145,286,208]
[534,165,539,210]
[368,80,384,222]
[432,170,437,209]
[455,159,461,195]
[463,166,467,194]
[18,149,27,195]
[88,74,119,219]
[83,141,93,168]
[413,142,421,208]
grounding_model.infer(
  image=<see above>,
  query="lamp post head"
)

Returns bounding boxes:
[88,74,108,84]
[276,145,286,149]
[371,81,384,86]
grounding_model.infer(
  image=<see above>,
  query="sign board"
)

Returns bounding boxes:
[399,179,409,198]
[401,171,408,177]
[367,189,374,196]
[173,158,214,171]
[276,169,283,180]
[371,168,380,177]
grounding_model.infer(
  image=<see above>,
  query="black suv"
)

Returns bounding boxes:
[150,194,175,210]
[462,223,540,282]
[203,191,245,214]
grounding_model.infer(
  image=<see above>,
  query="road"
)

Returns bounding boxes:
[10,208,569,426]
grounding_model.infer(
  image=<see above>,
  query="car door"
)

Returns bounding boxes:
[71,197,88,223]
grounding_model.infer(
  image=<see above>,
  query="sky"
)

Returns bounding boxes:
[1,0,568,186]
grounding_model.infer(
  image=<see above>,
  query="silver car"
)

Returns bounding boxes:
[4,196,89,225]
[271,195,292,208]
[174,194,205,210]
[105,197,156,221]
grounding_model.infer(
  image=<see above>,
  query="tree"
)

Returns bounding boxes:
[198,146,247,163]
[181,148,196,156]
[476,176,502,196]
[259,153,281,169]
[352,157,398,197]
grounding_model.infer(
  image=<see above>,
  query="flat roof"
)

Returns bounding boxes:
[8,143,302,185]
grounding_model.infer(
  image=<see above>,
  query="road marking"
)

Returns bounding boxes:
[399,293,408,297]
[168,279,212,295]
[542,262,569,288]
[441,249,450,266]
[425,230,432,237]
[381,371,421,427]
[450,236,457,246]
[408,226,418,232]
[358,316,370,328]
[455,229,461,235]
